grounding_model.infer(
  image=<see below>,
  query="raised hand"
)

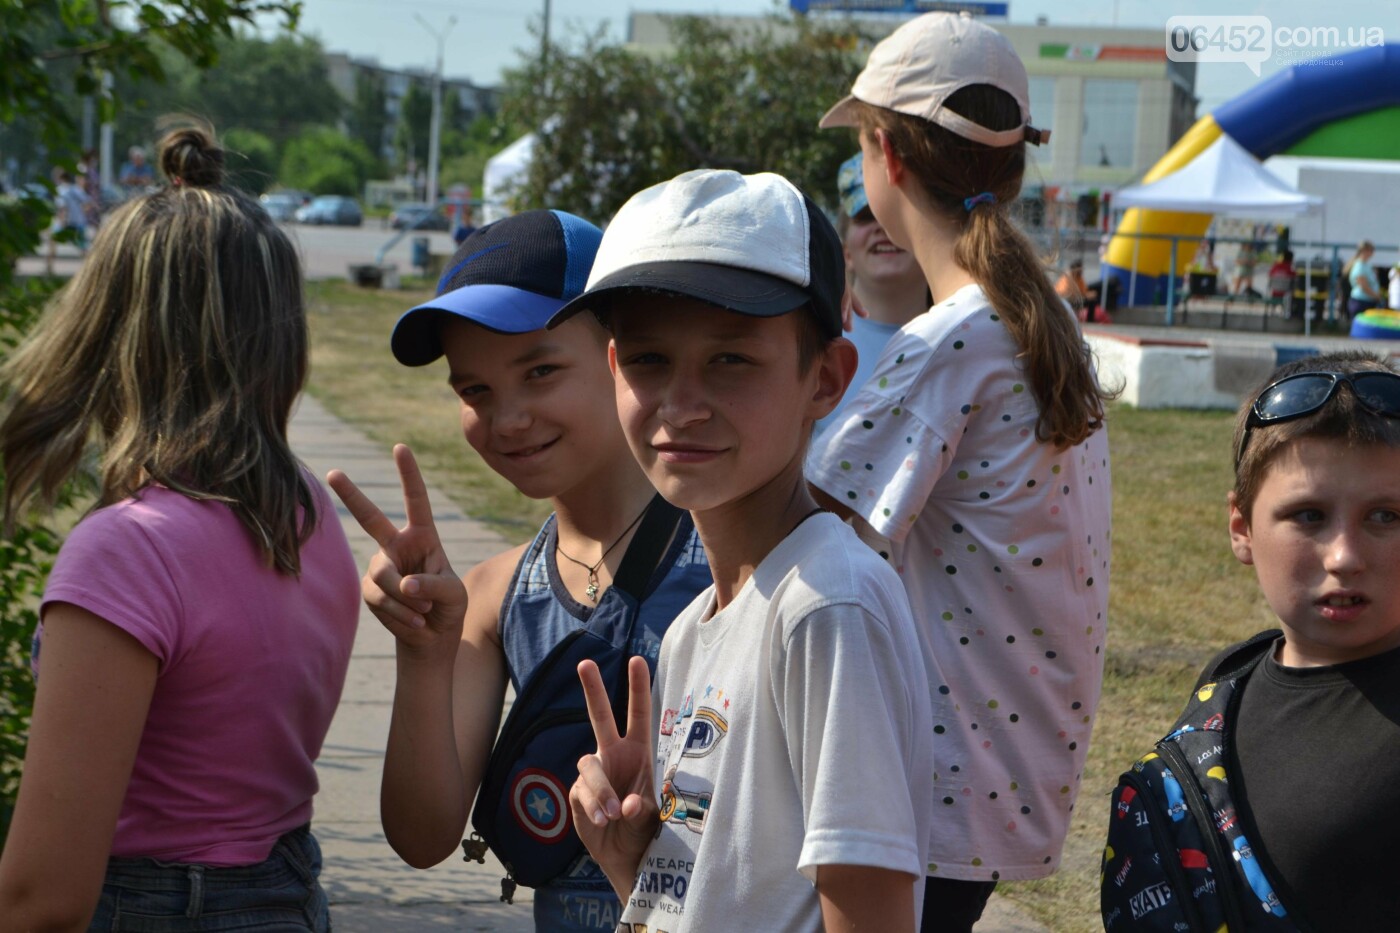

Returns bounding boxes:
[569,656,659,900]
[327,444,467,657]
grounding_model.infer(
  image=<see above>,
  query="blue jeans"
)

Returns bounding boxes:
[88,824,330,931]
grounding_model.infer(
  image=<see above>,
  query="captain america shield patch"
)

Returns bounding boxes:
[511,769,571,844]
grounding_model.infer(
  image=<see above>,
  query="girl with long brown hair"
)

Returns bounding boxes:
[807,13,1116,931]
[0,127,358,929]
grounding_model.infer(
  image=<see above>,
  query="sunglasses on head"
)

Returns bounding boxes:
[1235,370,1400,470]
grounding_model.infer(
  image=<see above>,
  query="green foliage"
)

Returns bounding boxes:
[348,68,389,161]
[279,125,381,196]
[439,114,519,197]
[0,0,301,850]
[394,79,433,170]
[500,14,870,221]
[222,127,277,193]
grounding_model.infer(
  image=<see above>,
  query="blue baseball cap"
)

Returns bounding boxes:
[390,209,603,366]
[837,153,867,218]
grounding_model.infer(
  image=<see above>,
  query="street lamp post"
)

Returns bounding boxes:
[414,12,456,210]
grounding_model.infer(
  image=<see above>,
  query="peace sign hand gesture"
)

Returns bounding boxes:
[327,444,468,660]
[569,656,660,901]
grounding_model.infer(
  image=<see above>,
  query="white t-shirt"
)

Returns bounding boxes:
[808,284,1112,883]
[618,513,934,931]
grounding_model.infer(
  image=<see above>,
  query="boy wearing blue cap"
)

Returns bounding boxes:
[555,170,935,929]
[328,210,711,932]
[818,153,930,433]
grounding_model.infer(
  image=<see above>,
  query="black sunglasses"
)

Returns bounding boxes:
[1235,370,1400,469]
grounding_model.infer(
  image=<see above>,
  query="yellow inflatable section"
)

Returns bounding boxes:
[1104,117,1224,278]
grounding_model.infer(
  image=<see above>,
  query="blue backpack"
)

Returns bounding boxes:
[462,497,684,900]
[1101,631,1311,932]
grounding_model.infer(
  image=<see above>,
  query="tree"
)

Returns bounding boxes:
[394,79,433,172]
[222,127,277,193]
[348,68,388,161]
[499,14,870,222]
[439,114,521,199]
[0,0,301,847]
[279,125,380,196]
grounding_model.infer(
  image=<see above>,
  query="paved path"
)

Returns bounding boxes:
[289,392,1050,931]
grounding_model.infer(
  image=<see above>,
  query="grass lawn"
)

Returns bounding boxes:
[305,280,1277,931]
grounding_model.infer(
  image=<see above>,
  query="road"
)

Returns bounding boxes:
[18,220,461,283]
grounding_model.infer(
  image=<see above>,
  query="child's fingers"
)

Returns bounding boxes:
[399,572,466,613]
[624,656,652,741]
[362,576,426,631]
[578,659,621,747]
[327,469,399,550]
[392,445,440,535]
[366,554,433,615]
[572,754,623,827]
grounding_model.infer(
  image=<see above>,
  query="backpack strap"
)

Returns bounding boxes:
[609,493,684,602]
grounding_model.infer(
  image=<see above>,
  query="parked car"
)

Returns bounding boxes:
[389,202,451,231]
[259,191,302,223]
[295,195,363,227]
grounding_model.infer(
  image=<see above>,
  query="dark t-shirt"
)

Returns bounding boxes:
[1225,638,1400,932]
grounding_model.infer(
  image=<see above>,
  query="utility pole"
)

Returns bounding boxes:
[414,12,456,210]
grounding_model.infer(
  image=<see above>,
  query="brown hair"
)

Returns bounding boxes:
[853,89,1113,447]
[1,126,316,574]
[1233,351,1400,521]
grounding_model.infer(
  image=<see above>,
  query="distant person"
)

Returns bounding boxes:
[44,167,90,273]
[1268,248,1295,297]
[0,127,358,929]
[1390,261,1400,311]
[1055,258,1105,322]
[817,152,929,433]
[1232,240,1259,296]
[1345,239,1382,318]
[327,210,712,933]
[451,199,477,245]
[812,13,1115,931]
[118,144,154,194]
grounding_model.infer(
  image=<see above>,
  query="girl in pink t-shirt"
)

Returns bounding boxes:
[0,127,359,929]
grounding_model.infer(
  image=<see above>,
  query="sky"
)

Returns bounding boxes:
[279,0,1388,114]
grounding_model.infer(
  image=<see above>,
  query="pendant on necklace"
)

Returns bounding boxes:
[585,576,599,602]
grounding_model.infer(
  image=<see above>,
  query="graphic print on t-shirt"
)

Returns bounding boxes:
[629,682,732,922]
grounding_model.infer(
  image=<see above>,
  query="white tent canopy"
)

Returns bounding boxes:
[481,133,535,224]
[1113,135,1324,216]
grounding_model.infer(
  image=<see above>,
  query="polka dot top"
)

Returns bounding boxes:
[808,283,1112,882]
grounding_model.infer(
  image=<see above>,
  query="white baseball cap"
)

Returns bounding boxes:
[549,169,845,338]
[820,12,1049,149]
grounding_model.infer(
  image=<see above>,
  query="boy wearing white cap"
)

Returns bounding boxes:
[558,169,936,930]
[811,12,1115,931]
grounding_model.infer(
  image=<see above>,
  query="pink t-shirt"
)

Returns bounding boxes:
[38,479,359,865]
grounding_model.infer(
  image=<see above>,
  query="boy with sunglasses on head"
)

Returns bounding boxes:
[1125,350,1400,931]
[556,169,936,930]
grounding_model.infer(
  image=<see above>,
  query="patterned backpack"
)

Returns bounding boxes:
[1101,630,1310,932]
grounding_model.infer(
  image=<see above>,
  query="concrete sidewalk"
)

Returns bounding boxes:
[289,393,1049,932]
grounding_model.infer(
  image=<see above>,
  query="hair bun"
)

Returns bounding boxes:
[158,127,224,188]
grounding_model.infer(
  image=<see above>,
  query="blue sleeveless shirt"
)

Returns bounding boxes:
[499,510,710,933]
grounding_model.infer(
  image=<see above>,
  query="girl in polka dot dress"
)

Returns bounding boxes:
[809,13,1116,932]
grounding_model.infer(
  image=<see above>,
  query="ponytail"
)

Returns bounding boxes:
[853,92,1114,447]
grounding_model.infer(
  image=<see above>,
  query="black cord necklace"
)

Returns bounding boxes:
[555,499,652,602]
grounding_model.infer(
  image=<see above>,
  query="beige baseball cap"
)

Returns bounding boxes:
[820,12,1049,149]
